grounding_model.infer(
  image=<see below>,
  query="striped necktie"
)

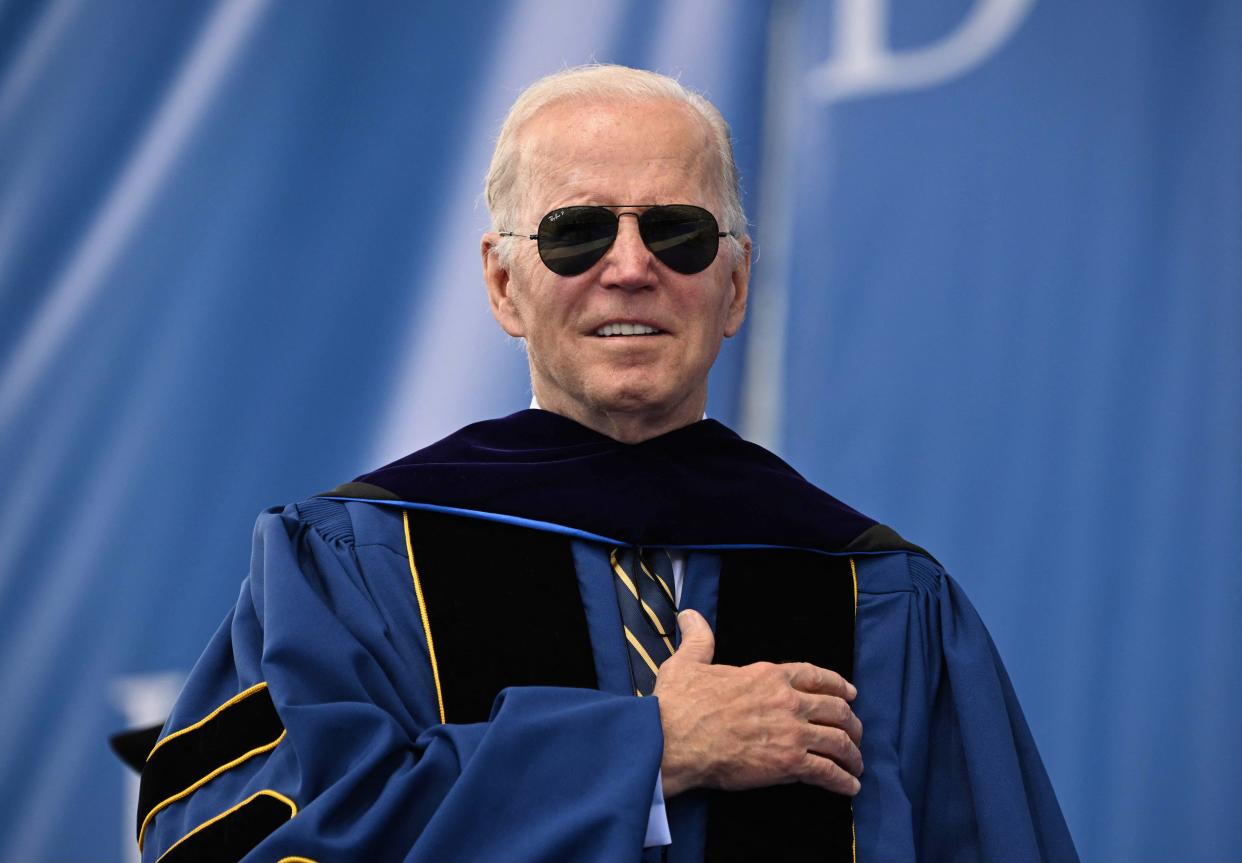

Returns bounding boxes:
[610,547,679,695]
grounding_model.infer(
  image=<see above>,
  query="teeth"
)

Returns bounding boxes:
[595,323,661,337]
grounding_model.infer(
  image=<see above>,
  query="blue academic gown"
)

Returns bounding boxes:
[139,498,1078,862]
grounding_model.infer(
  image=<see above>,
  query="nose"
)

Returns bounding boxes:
[600,212,654,289]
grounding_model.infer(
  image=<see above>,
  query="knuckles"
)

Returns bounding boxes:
[826,727,851,754]
[746,661,778,678]
[667,656,866,794]
[770,687,804,715]
[799,752,843,787]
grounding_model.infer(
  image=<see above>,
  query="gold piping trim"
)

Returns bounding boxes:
[153,789,296,863]
[138,730,287,849]
[849,557,858,614]
[623,626,661,676]
[849,555,858,863]
[146,682,269,762]
[404,510,446,725]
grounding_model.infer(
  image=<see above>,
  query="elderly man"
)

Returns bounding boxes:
[135,66,1078,863]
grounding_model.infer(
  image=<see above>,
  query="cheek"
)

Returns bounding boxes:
[506,272,548,332]
[688,286,736,342]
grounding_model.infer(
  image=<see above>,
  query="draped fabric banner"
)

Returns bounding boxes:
[0,1,1237,860]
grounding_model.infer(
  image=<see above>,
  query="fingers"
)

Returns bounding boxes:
[669,608,715,665]
[792,669,864,794]
[800,751,863,796]
[785,662,857,700]
[656,647,864,797]
[806,722,864,778]
[800,693,863,744]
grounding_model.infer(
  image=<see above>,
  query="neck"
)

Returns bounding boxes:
[531,388,707,444]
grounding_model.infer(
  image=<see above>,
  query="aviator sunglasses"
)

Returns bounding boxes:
[499,204,734,276]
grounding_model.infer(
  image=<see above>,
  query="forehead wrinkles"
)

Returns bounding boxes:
[512,99,718,220]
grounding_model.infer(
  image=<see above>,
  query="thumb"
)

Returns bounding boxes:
[672,608,715,665]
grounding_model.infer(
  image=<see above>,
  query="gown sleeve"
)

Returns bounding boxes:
[852,552,1080,863]
[139,501,663,863]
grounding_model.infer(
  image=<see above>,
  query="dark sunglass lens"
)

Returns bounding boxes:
[639,205,721,274]
[537,207,618,276]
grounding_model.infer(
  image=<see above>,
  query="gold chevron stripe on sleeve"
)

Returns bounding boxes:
[154,790,296,863]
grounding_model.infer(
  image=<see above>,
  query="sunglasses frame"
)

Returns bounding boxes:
[499,204,735,276]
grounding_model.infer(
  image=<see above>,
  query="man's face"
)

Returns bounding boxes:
[483,97,750,442]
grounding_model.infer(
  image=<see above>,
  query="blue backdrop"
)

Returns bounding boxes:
[0,1,1237,861]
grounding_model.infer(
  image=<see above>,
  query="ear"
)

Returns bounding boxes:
[722,236,751,338]
[482,233,526,338]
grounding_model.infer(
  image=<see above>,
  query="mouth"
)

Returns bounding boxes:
[593,322,666,337]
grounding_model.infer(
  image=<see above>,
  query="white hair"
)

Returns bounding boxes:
[484,64,748,267]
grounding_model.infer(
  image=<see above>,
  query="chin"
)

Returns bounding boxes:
[588,392,663,415]
[590,383,692,418]
[585,375,664,406]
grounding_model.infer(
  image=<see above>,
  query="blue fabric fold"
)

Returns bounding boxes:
[142,502,665,862]
[853,554,1079,862]
[144,456,1079,861]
